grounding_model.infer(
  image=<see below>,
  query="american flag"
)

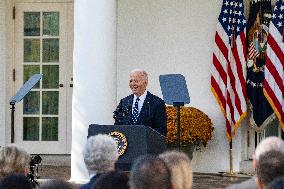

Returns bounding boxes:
[263,0,284,132]
[211,0,247,140]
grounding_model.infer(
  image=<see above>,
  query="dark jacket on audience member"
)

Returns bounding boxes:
[80,174,101,189]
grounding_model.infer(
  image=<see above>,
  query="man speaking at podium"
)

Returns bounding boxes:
[114,69,167,136]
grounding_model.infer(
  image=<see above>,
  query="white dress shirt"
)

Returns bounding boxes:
[132,90,147,114]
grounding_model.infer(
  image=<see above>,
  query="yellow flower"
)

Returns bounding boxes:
[166,106,214,147]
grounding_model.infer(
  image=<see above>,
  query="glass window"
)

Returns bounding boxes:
[23,91,40,114]
[42,91,59,115]
[42,117,58,141]
[24,65,40,88]
[43,12,59,36]
[24,12,40,36]
[24,39,40,62]
[23,117,39,141]
[42,65,59,89]
[42,39,59,62]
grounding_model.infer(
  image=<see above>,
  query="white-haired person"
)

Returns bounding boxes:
[80,134,119,189]
[159,150,193,189]
[0,145,30,178]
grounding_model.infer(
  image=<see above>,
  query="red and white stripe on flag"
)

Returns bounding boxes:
[248,42,260,60]
[211,0,247,140]
[263,0,284,132]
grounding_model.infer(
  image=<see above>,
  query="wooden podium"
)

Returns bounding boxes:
[88,124,167,171]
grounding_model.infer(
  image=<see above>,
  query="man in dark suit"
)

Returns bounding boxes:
[114,69,167,136]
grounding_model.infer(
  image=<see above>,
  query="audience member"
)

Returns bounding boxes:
[267,176,284,189]
[0,173,33,189]
[159,150,193,189]
[226,136,284,189]
[129,155,172,189]
[40,179,76,189]
[92,171,129,189]
[80,134,119,189]
[0,145,30,177]
[255,150,284,189]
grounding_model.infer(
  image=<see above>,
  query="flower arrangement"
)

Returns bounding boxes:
[166,106,214,147]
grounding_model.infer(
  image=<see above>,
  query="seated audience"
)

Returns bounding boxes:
[255,150,284,189]
[0,173,33,189]
[159,150,193,189]
[226,136,284,189]
[0,145,30,177]
[129,155,172,189]
[41,179,76,189]
[92,171,129,189]
[267,176,284,189]
[80,134,119,189]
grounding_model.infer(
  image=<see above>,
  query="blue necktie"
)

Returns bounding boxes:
[132,98,140,124]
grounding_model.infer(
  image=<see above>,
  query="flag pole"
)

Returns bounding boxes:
[229,139,234,174]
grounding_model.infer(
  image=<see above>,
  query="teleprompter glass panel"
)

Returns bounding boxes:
[23,91,40,114]
[24,39,40,62]
[42,117,58,141]
[24,12,40,36]
[23,117,39,141]
[24,65,40,89]
[42,65,59,89]
[43,12,59,36]
[42,39,59,62]
[42,91,59,115]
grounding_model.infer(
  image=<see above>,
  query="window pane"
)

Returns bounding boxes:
[42,91,58,115]
[42,117,58,141]
[23,117,39,141]
[24,39,40,62]
[264,119,279,137]
[24,12,40,36]
[23,91,40,114]
[42,65,59,89]
[42,39,59,62]
[24,65,40,88]
[43,12,59,36]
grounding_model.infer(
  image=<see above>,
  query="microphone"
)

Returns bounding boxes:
[113,100,132,124]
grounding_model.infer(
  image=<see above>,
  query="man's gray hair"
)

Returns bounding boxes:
[254,136,284,160]
[130,69,148,81]
[83,134,119,173]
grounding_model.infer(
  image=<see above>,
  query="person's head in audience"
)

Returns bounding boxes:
[40,179,76,189]
[83,134,119,175]
[129,155,172,189]
[255,150,284,189]
[92,171,129,189]
[267,176,284,189]
[254,136,284,162]
[0,145,30,177]
[159,150,193,189]
[0,173,33,189]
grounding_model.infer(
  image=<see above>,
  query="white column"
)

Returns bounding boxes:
[0,0,8,147]
[71,0,117,181]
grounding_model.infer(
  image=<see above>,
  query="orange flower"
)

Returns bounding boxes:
[166,106,214,147]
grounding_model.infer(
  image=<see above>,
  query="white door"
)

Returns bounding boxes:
[14,2,73,154]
